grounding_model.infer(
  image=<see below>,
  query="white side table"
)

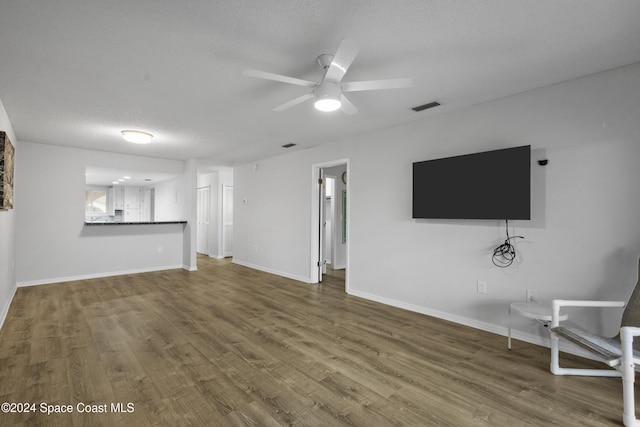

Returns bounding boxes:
[508,301,568,349]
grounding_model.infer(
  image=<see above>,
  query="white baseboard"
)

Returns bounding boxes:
[16,264,185,287]
[349,288,506,334]
[182,264,198,271]
[232,259,312,284]
[0,284,17,331]
[225,263,595,361]
[347,288,599,362]
[198,251,222,259]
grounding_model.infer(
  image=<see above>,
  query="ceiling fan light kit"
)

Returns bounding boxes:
[313,81,342,112]
[243,39,413,115]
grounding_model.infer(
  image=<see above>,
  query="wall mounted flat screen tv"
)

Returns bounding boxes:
[412,145,531,220]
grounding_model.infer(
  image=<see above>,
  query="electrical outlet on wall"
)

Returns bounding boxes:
[526,289,538,302]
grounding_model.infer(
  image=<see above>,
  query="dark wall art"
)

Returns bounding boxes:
[0,131,15,210]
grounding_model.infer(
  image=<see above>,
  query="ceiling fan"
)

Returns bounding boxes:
[243,39,413,114]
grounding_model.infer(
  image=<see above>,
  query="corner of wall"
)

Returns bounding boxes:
[0,97,17,332]
[0,284,17,331]
[183,160,198,270]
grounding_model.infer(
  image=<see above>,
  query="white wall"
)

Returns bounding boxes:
[14,142,192,285]
[0,99,17,328]
[234,63,640,347]
[234,156,319,282]
[154,176,188,222]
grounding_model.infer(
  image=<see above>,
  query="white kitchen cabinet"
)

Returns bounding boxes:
[114,186,124,210]
[124,187,142,209]
[124,208,141,222]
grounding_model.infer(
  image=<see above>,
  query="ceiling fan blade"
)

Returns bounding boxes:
[273,93,314,112]
[342,78,414,92]
[340,94,358,115]
[324,39,359,83]
[243,69,316,87]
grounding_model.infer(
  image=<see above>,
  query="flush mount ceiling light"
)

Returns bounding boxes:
[121,130,153,144]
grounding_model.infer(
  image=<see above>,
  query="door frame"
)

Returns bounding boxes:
[311,159,350,292]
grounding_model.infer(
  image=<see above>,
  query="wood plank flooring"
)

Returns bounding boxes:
[0,256,634,426]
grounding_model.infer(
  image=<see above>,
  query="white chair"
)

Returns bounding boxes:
[550,257,640,426]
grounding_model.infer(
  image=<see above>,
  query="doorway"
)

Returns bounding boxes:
[311,159,349,291]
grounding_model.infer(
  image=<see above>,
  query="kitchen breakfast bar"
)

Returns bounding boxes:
[84,221,187,226]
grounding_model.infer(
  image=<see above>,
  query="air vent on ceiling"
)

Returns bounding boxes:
[282,143,296,148]
[412,101,440,112]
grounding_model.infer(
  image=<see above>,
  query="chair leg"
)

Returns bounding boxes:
[621,328,639,427]
[550,333,561,374]
[622,365,637,427]
[550,332,622,377]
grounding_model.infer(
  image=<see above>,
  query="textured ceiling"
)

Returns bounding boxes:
[1,0,639,169]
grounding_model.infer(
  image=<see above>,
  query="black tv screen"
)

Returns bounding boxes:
[412,145,531,220]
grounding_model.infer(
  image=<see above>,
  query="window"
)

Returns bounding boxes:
[85,189,107,215]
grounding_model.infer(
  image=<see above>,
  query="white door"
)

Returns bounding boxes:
[222,185,233,257]
[197,186,210,254]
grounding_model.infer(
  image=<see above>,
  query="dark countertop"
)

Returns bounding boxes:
[84,221,187,226]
